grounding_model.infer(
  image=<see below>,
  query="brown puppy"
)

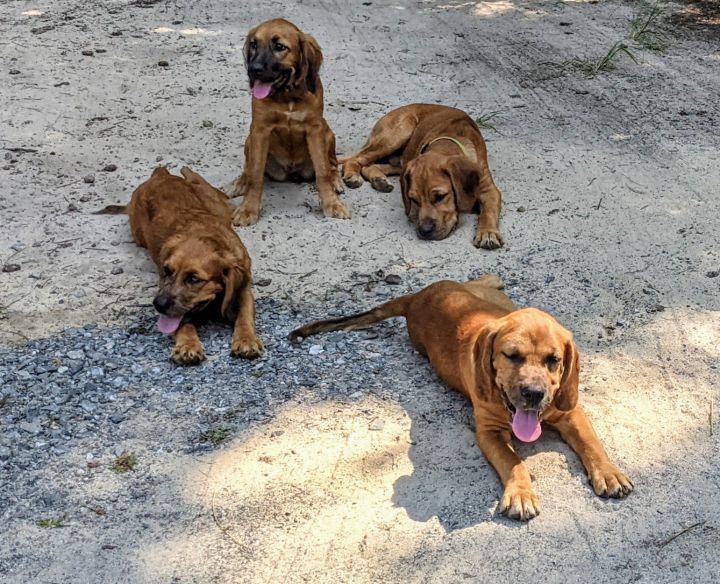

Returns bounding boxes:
[97,167,264,365]
[290,276,632,520]
[342,104,503,248]
[226,18,347,226]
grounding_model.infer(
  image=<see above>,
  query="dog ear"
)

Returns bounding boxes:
[555,337,580,411]
[221,260,250,320]
[444,156,480,211]
[299,34,323,93]
[473,324,500,402]
[400,161,414,216]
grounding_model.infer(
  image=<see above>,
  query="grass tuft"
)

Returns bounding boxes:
[474,111,500,131]
[110,451,138,473]
[569,41,638,77]
[630,2,670,51]
[38,516,65,528]
[199,427,231,446]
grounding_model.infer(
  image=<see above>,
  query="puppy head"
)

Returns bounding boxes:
[401,154,480,241]
[475,308,580,441]
[153,236,249,330]
[244,18,322,99]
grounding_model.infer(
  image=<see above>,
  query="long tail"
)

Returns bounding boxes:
[289,294,414,343]
[92,204,127,215]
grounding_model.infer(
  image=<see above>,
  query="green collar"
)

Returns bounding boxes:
[421,136,469,157]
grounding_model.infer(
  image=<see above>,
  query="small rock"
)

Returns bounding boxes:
[517,206,526,213]
[369,418,385,431]
[83,174,95,184]
[102,164,117,172]
[66,349,85,360]
[90,367,105,378]
[109,415,124,424]
[202,120,214,128]
[10,243,25,252]
[706,270,719,279]
[158,60,169,67]
[255,278,272,287]
[2,263,21,273]
[384,274,402,285]
[309,344,324,355]
[0,446,11,460]
[9,69,20,75]
[79,400,96,413]
[81,49,94,56]
[110,266,124,275]
[19,421,41,434]
[66,203,80,213]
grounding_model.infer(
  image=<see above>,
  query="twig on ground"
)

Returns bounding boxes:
[657,521,706,548]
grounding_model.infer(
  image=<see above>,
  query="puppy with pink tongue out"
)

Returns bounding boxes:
[289,275,634,520]
[225,19,348,226]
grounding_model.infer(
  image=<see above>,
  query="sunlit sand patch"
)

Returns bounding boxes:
[139,396,438,582]
[474,1,516,17]
[152,26,222,36]
[22,9,44,16]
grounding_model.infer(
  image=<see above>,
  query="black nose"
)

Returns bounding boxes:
[248,62,264,75]
[417,222,435,238]
[153,294,173,314]
[520,387,545,407]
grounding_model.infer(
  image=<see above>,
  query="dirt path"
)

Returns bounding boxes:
[1,1,719,582]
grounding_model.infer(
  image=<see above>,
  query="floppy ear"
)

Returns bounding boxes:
[400,161,414,216]
[555,338,580,411]
[299,33,323,93]
[221,261,250,320]
[444,156,480,211]
[473,325,499,402]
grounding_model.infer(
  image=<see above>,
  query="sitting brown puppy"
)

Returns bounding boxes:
[290,275,632,520]
[97,167,264,365]
[226,18,347,226]
[342,104,503,249]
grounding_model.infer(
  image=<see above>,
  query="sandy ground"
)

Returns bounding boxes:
[1,0,720,582]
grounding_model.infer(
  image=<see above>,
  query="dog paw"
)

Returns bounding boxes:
[323,200,351,219]
[171,342,206,365]
[499,482,541,521]
[224,176,247,198]
[333,176,345,194]
[370,177,394,193]
[232,205,260,226]
[343,175,364,189]
[473,230,504,250]
[231,336,265,359]
[589,465,634,499]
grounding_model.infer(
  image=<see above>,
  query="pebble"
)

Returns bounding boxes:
[10,244,24,252]
[81,49,94,56]
[309,344,324,355]
[9,69,20,75]
[384,274,402,285]
[102,164,118,172]
[256,278,272,287]
[83,174,95,184]
[158,60,169,67]
[2,263,21,273]
[111,266,124,275]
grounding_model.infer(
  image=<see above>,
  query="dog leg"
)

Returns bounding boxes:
[230,283,264,359]
[231,128,271,226]
[171,322,206,365]
[473,175,503,250]
[476,426,541,520]
[548,407,634,499]
[307,124,350,219]
[360,163,401,193]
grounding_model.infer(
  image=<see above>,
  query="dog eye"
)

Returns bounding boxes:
[249,40,257,50]
[545,355,560,368]
[186,274,204,285]
[432,193,447,205]
[273,42,287,52]
[503,352,524,364]
[163,266,174,278]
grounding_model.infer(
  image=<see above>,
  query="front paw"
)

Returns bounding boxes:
[323,199,351,219]
[499,482,541,521]
[224,175,247,198]
[370,177,394,193]
[474,229,504,250]
[589,465,634,499]
[231,336,265,359]
[232,205,260,226]
[171,342,206,365]
[343,174,363,189]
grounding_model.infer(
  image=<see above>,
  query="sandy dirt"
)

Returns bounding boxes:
[1,0,719,582]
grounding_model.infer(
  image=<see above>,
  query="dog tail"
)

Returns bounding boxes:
[289,294,414,343]
[92,204,127,215]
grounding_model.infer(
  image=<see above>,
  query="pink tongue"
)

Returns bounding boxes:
[157,315,182,334]
[251,81,272,99]
[512,410,542,443]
